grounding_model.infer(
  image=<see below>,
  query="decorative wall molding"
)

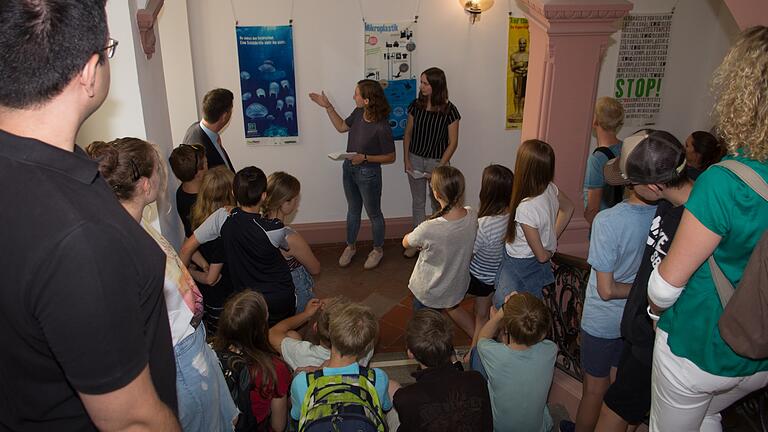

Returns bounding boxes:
[518,0,632,23]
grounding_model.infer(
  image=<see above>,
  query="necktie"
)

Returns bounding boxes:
[217,135,234,172]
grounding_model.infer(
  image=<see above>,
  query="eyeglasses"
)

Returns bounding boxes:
[103,38,119,59]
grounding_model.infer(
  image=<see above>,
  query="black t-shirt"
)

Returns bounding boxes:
[176,186,197,238]
[0,130,177,431]
[220,208,295,324]
[407,101,461,159]
[344,108,395,162]
[620,200,683,365]
[198,238,234,309]
[393,362,493,432]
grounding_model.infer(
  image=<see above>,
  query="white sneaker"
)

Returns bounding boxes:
[364,249,384,270]
[338,246,356,267]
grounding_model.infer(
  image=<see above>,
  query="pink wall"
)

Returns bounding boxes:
[723,0,768,29]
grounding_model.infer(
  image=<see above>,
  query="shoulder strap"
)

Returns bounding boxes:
[593,146,616,160]
[708,160,768,307]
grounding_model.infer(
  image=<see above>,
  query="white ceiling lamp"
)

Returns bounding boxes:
[460,0,495,24]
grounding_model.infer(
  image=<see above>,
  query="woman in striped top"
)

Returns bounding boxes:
[468,164,514,347]
[402,67,461,257]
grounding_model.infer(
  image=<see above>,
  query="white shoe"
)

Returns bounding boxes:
[364,249,384,270]
[338,246,356,267]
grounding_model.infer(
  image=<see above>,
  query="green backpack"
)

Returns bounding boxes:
[298,366,387,432]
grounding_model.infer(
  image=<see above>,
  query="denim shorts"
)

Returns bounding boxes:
[494,254,554,307]
[175,325,239,431]
[291,265,316,313]
[580,329,623,378]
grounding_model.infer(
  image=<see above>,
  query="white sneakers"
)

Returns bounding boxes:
[338,245,384,270]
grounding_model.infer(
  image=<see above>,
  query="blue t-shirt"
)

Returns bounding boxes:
[583,142,622,209]
[581,200,657,339]
[289,363,392,420]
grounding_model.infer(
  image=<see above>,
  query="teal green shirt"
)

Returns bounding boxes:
[658,154,768,376]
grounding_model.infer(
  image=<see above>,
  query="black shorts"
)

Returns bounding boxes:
[467,273,495,297]
[603,342,652,424]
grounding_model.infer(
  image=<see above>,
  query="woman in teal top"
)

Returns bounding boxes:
[647,26,768,431]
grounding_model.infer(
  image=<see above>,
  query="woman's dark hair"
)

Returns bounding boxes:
[0,0,109,109]
[429,165,465,220]
[690,131,725,169]
[86,138,158,201]
[505,140,555,243]
[414,67,449,112]
[233,166,267,207]
[478,164,514,218]
[213,291,280,398]
[357,79,390,123]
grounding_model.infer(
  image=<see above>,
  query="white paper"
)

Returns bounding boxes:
[407,169,431,179]
[327,152,354,161]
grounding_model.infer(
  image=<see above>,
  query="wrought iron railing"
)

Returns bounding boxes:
[543,252,768,431]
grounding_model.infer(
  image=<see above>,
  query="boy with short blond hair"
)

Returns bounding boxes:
[584,96,625,225]
[394,309,492,432]
[290,304,392,430]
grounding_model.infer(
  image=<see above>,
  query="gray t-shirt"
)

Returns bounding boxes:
[344,108,395,161]
[407,207,478,308]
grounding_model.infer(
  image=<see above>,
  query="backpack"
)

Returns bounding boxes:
[594,146,624,208]
[708,160,768,359]
[217,350,262,432]
[298,366,387,432]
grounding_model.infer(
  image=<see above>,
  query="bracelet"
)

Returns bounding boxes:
[646,305,661,321]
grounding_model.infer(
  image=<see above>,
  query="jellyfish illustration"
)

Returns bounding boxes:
[240,71,251,80]
[276,100,284,111]
[269,82,280,98]
[242,92,252,101]
[256,88,266,98]
[245,103,268,119]
[280,80,290,89]
[284,111,294,122]
[285,96,295,109]
[266,115,275,120]
[258,60,276,73]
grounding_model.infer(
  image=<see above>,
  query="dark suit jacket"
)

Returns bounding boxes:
[182,122,234,172]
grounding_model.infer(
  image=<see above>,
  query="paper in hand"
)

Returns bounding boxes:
[327,152,354,161]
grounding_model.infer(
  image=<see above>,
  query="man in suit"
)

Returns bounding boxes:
[183,88,235,171]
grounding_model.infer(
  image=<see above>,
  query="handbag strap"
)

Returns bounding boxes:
[708,160,768,307]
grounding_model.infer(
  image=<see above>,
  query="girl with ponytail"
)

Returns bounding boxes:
[402,166,478,336]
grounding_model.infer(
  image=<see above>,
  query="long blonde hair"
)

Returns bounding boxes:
[190,166,235,230]
[261,172,300,218]
[505,139,555,243]
[711,26,768,162]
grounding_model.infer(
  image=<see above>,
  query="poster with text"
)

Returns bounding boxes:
[364,21,418,140]
[506,17,529,130]
[236,26,298,145]
[614,13,672,126]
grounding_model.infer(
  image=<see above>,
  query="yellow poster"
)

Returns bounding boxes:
[506,17,529,129]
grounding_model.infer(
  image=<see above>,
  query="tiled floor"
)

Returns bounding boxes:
[311,241,475,354]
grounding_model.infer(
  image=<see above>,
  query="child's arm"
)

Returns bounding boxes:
[595,271,633,301]
[268,299,322,353]
[188,263,223,286]
[286,231,321,275]
[477,302,505,340]
[179,235,201,267]
[189,250,208,271]
[555,187,575,238]
[270,396,288,432]
[521,224,552,263]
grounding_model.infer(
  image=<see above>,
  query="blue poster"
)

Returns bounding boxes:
[236,26,298,145]
[384,79,417,139]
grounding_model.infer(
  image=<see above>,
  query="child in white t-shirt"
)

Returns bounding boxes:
[494,139,574,306]
[403,165,478,338]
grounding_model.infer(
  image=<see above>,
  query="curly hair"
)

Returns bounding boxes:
[357,79,390,123]
[711,26,768,162]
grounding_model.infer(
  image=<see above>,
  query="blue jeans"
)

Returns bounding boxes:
[175,325,239,432]
[291,265,315,313]
[343,160,385,247]
[494,254,554,307]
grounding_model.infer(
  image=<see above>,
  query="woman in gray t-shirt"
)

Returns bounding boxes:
[309,80,396,270]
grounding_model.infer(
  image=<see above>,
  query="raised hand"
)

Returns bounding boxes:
[308,91,331,108]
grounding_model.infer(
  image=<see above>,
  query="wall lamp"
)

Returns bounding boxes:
[460,0,495,24]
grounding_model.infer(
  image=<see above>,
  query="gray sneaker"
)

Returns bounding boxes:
[364,248,384,270]
[338,246,356,267]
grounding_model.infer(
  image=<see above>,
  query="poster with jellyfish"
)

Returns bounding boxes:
[236,26,298,145]
[364,21,417,140]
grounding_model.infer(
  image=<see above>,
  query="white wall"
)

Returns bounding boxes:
[181,0,738,225]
